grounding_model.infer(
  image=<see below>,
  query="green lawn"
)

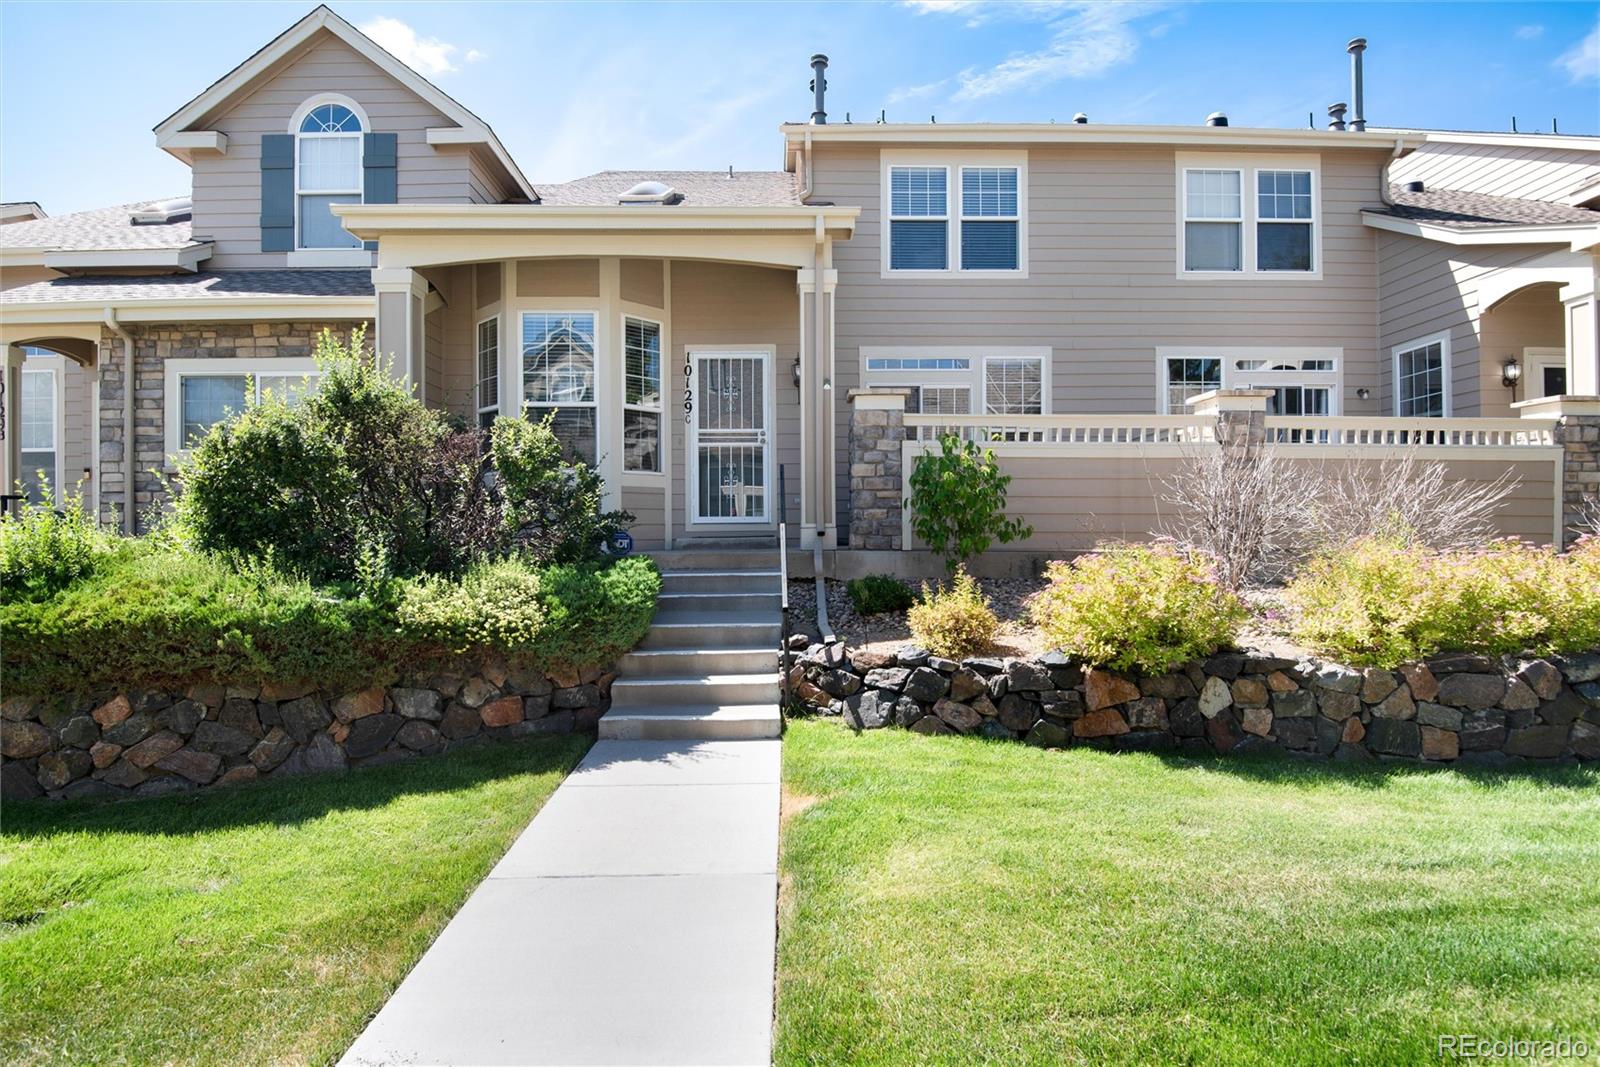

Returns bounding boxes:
[777,719,1600,1066]
[1,733,589,1067]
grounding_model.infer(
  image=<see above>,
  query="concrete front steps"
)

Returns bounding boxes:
[599,558,784,741]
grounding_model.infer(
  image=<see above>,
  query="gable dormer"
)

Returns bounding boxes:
[152,5,534,270]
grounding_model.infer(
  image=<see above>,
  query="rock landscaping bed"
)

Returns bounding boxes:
[790,641,1600,765]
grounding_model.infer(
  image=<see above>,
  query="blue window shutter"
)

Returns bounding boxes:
[259,133,295,252]
[889,220,947,270]
[960,220,1018,270]
[362,133,398,252]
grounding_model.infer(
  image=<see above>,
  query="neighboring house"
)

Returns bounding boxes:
[1,4,1596,554]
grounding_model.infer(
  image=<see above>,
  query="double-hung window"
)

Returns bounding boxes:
[476,317,500,430]
[623,316,663,472]
[296,102,363,250]
[888,166,949,271]
[1181,160,1317,276]
[522,312,598,463]
[19,360,57,504]
[959,167,1019,271]
[1395,337,1447,417]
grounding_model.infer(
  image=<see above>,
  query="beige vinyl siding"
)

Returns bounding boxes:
[813,141,1389,534]
[0,264,61,290]
[475,262,501,309]
[467,146,514,205]
[191,30,478,268]
[1375,232,1564,415]
[621,259,665,308]
[424,299,444,409]
[669,260,799,542]
[62,355,94,503]
[517,258,599,298]
[1392,142,1600,203]
[622,485,666,549]
[931,453,1558,553]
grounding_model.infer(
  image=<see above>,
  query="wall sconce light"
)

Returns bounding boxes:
[1355,387,1371,401]
[1501,357,1522,390]
[792,355,801,390]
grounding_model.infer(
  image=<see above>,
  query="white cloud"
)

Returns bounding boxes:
[887,79,949,105]
[1514,24,1544,40]
[941,2,1167,100]
[358,16,472,76]
[1556,23,1599,83]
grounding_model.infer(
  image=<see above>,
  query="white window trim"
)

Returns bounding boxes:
[475,313,501,426]
[518,307,602,462]
[1391,332,1452,417]
[1522,346,1567,400]
[621,312,665,475]
[19,356,64,505]
[861,345,1050,414]
[290,94,368,255]
[881,150,1029,279]
[1156,346,1344,414]
[1176,153,1322,281]
[163,356,320,459]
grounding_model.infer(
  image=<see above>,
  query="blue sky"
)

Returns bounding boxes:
[3,1,1596,215]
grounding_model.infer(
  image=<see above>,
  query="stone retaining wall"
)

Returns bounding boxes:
[0,662,611,802]
[791,642,1600,765]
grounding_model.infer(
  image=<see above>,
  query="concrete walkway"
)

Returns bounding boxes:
[341,737,781,1067]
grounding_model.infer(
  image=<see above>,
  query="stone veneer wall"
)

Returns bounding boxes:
[1556,410,1600,544]
[0,662,611,802]
[847,391,907,550]
[792,642,1600,766]
[97,320,372,530]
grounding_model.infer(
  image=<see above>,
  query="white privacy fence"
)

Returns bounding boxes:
[1262,416,1558,450]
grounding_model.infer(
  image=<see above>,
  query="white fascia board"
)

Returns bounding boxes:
[780,122,1419,152]
[333,202,860,238]
[1361,211,1598,249]
[156,130,229,160]
[0,249,49,268]
[0,296,374,324]
[1369,127,1600,153]
[44,243,214,272]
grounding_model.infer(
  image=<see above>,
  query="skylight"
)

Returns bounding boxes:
[130,197,193,225]
[618,181,681,205]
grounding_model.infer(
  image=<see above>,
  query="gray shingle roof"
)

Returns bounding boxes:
[0,271,374,304]
[1383,186,1600,230]
[534,170,801,208]
[0,198,198,251]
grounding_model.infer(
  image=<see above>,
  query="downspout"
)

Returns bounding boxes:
[103,308,135,534]
[794,129,815,202]
[1379,137,1404,207]
[811,211,834,643]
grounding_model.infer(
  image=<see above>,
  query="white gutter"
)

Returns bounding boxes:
[102,308,134,534]
[1380,138,1404,207]
[795,129,815,202]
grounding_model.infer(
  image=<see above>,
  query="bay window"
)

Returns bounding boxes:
[623,315,663,472]
[476,317,499,430]
[19,363,57,503]
[522,312,598,462]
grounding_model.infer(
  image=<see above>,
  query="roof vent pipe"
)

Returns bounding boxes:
[1327,102,1347,131]
[1205,111,1228,127]
[1347,38,1367,131]
[1404,180,1425,193]
[1072,112,1088,124]
[809,54,829,125]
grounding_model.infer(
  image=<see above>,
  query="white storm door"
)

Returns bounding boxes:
[689,351,771,523]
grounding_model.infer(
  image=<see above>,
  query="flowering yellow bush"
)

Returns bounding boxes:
[1286,536,1600,668]
[907,566,1000,659]
[1028,544,1246,674]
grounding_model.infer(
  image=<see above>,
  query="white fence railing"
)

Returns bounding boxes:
[1263,416,1559,450]
[904,414,1213,450]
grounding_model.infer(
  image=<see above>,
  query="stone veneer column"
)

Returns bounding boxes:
[1187,388,1272,453]
[1517,394,1600,549]
[846,388,909,550]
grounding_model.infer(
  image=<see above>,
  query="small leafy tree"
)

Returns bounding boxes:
[491,414,632,564]
[906,433,1031,572]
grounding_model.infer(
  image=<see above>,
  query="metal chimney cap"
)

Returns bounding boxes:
[1072,112,1088,124]
[1347,37,1367,53]
[1205,111,1228,127]
[810,54,829,65]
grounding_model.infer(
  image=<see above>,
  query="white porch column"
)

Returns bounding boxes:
[372,267,427,391]
[596,257,623,514]
[1563,263,1600,396]
[1,344,22,500]
[795,264,837,550]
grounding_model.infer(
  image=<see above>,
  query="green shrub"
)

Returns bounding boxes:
[532,556,661,672]
[0,488,114,603]
[396,560,547,656]
[0,543,390,695]
[492,414,632,564]
[846,574,915,616]
[907,566,1000,659]
[906,434,1032,573]
[1028,544,1246,675]
[1285,536,1600,668]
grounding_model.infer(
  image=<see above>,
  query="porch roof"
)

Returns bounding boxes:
[0,270,374,325]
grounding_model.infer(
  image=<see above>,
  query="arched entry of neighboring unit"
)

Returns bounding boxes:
[1480,282,1566,410]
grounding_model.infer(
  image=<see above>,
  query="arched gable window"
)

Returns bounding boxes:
[293,99,364,249]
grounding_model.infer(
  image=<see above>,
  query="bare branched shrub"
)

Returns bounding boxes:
[1309,449,1520,552]
[1157,442,1308,590]
[1575,494,1600,540]
[1156,441,1520,589]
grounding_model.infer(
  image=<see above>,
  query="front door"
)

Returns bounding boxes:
[689,351,771,523]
